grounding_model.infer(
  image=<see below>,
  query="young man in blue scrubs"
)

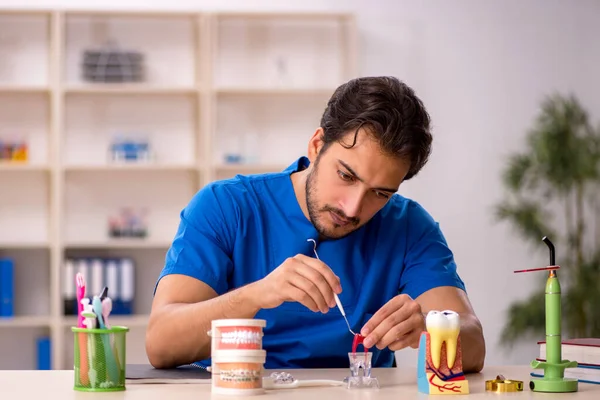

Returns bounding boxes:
[146,76,486,373]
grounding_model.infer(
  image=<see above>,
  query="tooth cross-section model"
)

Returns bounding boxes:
[417,310,469,395]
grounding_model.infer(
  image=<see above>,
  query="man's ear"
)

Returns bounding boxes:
[307,128,325,163]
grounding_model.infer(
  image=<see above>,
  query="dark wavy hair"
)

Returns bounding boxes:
[319,76,432,180]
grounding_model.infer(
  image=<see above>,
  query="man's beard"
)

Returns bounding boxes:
[305,160,360,240]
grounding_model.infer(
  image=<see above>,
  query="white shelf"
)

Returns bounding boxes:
[64,12,199,88]
[0,12,50,86]
[0,91,50,165]
[64,171,195,244]
[0,248,51,319]
[0,163,50,172]
[213,93,330,166]
[215,163,288,180]
[213,13,351,90]
[0,173,49,244]
[65,240,171,249]
[64,84,199,95]
[215,163,287,172]
[0,85,50,93]
[0,326,50,370]
[0,8,357,370]
[64,164,197,172]
[64,93,198,167]
[214,87,337,95]
[0,242,50,249]
[61,314,148,328]
[0,316,51,328]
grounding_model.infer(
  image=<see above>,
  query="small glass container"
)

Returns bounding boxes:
[344,352,379,389]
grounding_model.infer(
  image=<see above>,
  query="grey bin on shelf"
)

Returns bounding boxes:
[81,48,145,83]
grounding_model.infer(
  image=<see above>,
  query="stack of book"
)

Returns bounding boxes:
[534,338,600,385]
[0,258,13,317]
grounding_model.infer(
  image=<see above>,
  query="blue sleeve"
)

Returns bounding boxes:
[155,182,238,296]
[398,201,466,299]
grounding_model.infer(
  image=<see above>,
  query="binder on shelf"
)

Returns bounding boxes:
[105,258,120,314]
[36,336,51,370]
[63,259,76,316]
[90,258,104,298]
[119,257,135,315]
[0,258,14,318]
[62,256,135,316]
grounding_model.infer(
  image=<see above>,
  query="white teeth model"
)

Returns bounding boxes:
[425,310,460,369]
[221,330,262,345]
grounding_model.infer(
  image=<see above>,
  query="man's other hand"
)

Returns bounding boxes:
[360,294,425,351]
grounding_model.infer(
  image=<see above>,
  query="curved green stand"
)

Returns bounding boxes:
[530,359,578,392]
[528,237,578,393]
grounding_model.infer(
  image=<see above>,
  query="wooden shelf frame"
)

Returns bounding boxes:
[0,8,357,370]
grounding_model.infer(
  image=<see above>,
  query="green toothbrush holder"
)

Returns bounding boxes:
[72,326,129,392]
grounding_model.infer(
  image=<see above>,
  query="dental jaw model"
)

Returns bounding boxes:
[208,319,268,396]
[417,310,469,395]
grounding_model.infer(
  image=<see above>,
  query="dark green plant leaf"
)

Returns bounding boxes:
[563,253,600,338]
[526,94,598,193]
[502,154,535,193]
[500,289,546,347]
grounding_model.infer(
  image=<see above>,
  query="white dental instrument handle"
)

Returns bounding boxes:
[334,293,345,316]
[334,293,356,334]
[306,238,352,330]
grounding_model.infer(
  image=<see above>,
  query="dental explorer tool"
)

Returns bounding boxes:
[307,238,356,335]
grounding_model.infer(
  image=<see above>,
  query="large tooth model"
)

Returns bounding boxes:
[417,310,469,395]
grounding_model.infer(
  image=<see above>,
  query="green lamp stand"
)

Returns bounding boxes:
[522,236,578,392]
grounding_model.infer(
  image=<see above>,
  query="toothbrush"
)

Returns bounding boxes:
[75,274,89,386]
[82,309,96,330]
[76,273,86,328]
[99,286,108,301]
[307,239,356,335]
[263,377,345,389]
[101,297,112,329]
[82,309,97,388]
[102,297,121,372]
[93,296,119,384]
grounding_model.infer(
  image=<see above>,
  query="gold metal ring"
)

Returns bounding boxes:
[485,375,524,392]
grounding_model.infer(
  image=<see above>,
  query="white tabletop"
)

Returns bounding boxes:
[0,366,598,399]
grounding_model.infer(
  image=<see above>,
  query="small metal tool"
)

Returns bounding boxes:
[307,238,356,335]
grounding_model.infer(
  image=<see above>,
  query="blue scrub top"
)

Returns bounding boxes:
[156,156,466,369]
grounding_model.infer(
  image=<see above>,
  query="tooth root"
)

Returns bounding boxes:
[446,336,458,369]
[442,310,460,369]
[429,330,442,369]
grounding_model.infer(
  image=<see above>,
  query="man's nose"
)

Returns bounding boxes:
[342,190,364,218]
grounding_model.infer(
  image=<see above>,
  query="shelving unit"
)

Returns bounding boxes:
[0,8,357,369]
